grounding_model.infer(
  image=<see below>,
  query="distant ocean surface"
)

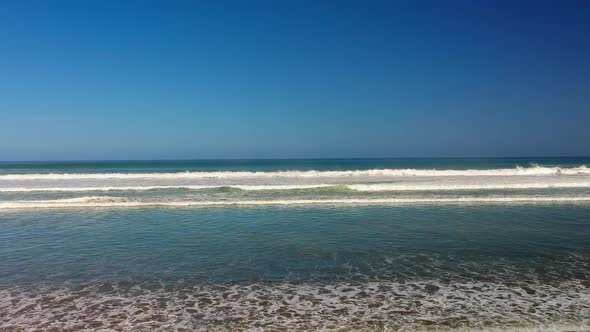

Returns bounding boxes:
[1,158,589,331]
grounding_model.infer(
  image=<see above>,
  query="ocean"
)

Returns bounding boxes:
[0,158,589,331]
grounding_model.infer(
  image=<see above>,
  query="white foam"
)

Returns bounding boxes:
[0,165,588,180]
[2,181,590,192]
[0,184,336,192]
[348,181,590,191]
[1,196,590,209]
[1,280,588,331]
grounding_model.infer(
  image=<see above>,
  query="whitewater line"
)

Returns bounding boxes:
[0,184,335,192]
[2,181,590,192]
[0,166,588,180]
[2,196,590,209]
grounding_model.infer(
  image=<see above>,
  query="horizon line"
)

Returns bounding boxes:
[1,155,589,163]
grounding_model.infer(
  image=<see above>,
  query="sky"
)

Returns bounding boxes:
[0,0,589,161]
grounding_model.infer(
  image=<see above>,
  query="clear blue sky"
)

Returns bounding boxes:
[1,1,589,160]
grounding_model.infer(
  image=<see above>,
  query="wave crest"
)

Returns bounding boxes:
[0,165,588,180]
[2,181,590,192]
[2,196,590,209]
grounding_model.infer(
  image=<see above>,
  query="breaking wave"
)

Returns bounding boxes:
[0,184,336,192]
[348,181,590,191]
[2,182,590,192]
[2,196,590,209]
[0,165,588,180]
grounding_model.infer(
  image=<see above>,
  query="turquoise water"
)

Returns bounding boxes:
[1,158,589,330]
[0,157,588,174]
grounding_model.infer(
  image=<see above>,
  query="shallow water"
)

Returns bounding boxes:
[1,158,589,330]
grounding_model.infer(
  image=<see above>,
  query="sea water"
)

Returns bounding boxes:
[0,158,589,331]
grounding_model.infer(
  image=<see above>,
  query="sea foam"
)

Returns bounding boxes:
[1,280,588,331]
[2,196,590,209]
[0,165,588,180]
[2,181,590,192]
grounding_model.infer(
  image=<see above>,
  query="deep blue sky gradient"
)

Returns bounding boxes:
[1,1,589,160]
